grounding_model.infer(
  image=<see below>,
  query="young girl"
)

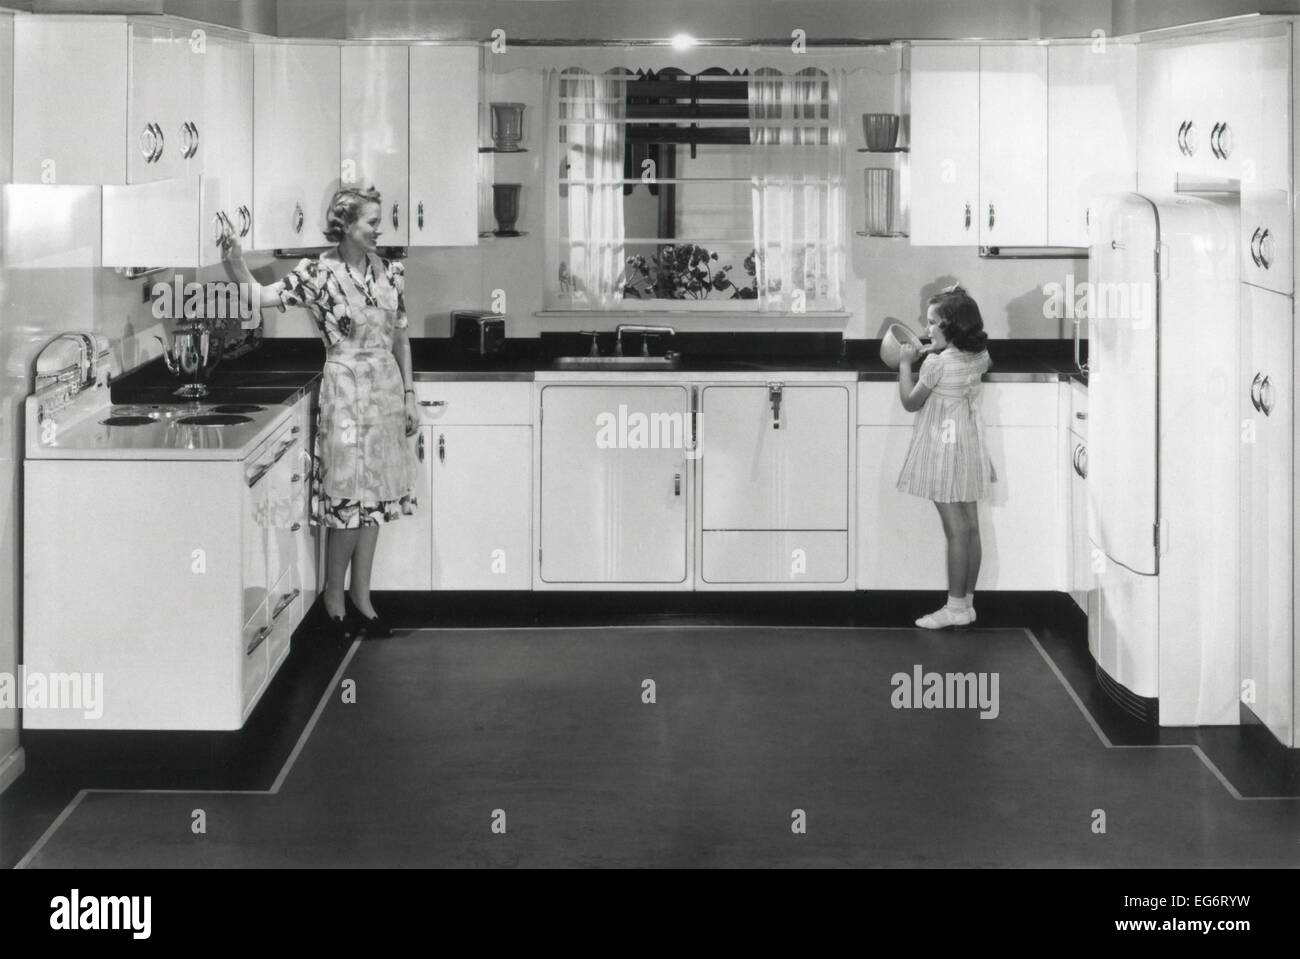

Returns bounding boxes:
[895,285,995,629]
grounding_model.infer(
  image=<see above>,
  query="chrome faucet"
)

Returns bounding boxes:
[615,324,676,357]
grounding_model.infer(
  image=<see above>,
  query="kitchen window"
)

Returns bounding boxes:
[542,62,848,313]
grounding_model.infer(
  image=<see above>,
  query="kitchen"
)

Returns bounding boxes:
[0,0,1298,886]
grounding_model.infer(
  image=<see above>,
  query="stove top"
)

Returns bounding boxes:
[27,397,294,461]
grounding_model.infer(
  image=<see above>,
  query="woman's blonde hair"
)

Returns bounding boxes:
[323,186,382,243]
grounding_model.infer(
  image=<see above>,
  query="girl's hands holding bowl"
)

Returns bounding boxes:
[898,342,920,366]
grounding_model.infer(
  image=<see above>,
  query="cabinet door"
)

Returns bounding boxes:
[539,385,690,584]
[979,45,1047,246]
[253,43,340,250]
[129,22,190,183]
[1239,285,1293,745]
[243,464,269,626]
[908,45,979,246]
[341,44,409,246]
[700,385,849,530]
[102,176,200,267]
[431,426,531,588]
[1047,43,1136,247]
[857,423,1062,590]
[369,428,434,589]
[198,35,253,266]
[264,431,303,592]
[1240,31,1291,295]
[409,45,480,246]
[12,18,129,185]
[1135,42,1181,192]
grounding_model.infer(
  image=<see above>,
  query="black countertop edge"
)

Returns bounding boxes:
[112,336,1088,398]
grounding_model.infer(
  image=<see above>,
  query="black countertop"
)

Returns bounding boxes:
[111,334,1086,403]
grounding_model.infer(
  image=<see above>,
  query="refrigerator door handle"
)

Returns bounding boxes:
[1250,372,1264,412]
[1259,376,1275,417]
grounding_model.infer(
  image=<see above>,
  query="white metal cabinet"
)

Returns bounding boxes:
[1239,285,1294,745]
[129,20,192,183]
[856,382,1063,590]
[197,34,254,265]
[1240,29,1291,295]
[979,45,1048,246]
[253,42,340,250]
[368,429,434,589]
[908,45,980,246]
[699,384,850,584]
[13,18,129,184]
[341,44,409,246]
[431,426,532,588]
[408,44,480,246]
[1047,43,1136,247]
[538,385,691,584]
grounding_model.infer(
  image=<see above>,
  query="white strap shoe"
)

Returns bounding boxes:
[915,605,973,629]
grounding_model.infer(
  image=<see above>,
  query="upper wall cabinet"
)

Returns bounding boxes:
[908,45,980,246]
[340,44,409,247]
[978,45,1048,246]
[1138,23,1292,294]
[253,42,341,250]
[408,44,480,247]
[1046,42,1136,247]
[13,17,198,186]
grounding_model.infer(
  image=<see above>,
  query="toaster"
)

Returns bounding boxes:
[451,310,506,355]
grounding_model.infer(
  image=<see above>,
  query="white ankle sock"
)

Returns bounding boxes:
[964,593,974,608]
[946,595,966,611]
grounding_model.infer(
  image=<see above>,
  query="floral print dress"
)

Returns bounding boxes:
[277,248,418,528]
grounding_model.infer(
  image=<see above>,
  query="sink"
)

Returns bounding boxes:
[552,354,682,371]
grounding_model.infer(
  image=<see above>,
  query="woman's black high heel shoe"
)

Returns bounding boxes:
[345,593,393,639]
[319,602,355,641]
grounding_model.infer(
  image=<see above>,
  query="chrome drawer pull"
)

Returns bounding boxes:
[246,625,272,655]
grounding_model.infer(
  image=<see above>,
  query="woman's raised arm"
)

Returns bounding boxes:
[221,234,287,309]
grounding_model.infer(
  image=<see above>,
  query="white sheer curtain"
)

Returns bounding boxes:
[544,67,627,309]
[749,67,847,312]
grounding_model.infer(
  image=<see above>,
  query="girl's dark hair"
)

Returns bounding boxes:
[324,186,382,243]
[927,284,988,352]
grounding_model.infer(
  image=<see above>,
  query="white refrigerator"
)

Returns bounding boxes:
[1087,192,1240,727]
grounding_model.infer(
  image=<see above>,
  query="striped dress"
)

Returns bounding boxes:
[896,346,996,503]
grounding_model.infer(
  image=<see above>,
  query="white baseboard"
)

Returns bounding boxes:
[0,746,25,795]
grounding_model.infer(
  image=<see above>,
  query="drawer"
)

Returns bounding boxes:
[857,381,1059,427]
[701,530,848,584]
[241,602,271,715]
[412,381,532,425]
[266,566,302,672]
[1069,381,1088,440]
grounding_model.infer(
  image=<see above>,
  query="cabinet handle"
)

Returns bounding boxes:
[417,201,425,231]
[963,202,971,231]
[1215,121,1231,159]
[1072,445,1081,477]
[239,205,252,238]
[1260,375,1275,417]
[1183,120,1196,156]
[246,625,272,655]
[768,382,783,430]
[272,588,301,621]
[151,122,165,162]
[438,433,446,463]
[139,124,157,162]
[189,121,200,158]
[673,472,681,496]
[211,212,227,245]
[419,399,447,408]
[293,202,304,234]
[1258,229,1274,269]
[179,121,192,159]
[417,433,425,462]
[392,202,400,229]
[1075,410,1087,421]
[1250,371,1264,412]
[1249,227,1264,267]
[1176,121,1187,156]
[1209,121,1222,159]
[1078,445,1088,478]
[1084,207,1090,231]
[988,203,995,231]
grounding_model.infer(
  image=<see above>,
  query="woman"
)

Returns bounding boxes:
[222,186,419,639]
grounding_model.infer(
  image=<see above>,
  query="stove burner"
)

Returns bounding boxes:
[210,404,266,414]
[100,415,156,427]
[178,414,253,426]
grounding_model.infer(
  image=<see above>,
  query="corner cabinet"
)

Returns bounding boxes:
[370,380,532,590]
[253,42,340,250]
